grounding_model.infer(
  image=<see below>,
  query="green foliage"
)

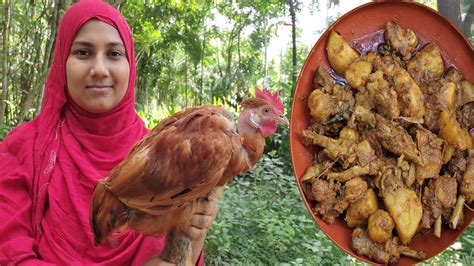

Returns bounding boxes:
[205,137,474,265]
[204,152,359,265]
[0,125,13,141]
[421,224,474,265]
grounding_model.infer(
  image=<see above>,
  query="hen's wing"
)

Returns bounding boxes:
[101,105,241,215]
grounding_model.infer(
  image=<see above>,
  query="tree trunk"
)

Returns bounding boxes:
[200,18,206,105]
[462,3,473,39]
[25,0,71,120]
[1,0,12,127]
[437,0,462,30]
[288,0,297,98]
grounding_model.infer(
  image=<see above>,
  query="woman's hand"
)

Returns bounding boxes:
[185,197,219,240]
[143,187,224,266]
[186,186,224,264]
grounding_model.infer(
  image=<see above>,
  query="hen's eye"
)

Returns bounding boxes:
[263,107,270,114]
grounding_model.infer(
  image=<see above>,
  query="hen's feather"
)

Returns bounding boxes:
[90,105,255,244]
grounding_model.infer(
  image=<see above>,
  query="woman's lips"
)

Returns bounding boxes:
[86,85,113,95]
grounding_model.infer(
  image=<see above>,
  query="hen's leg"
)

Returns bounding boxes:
[161,230,193,266]
[161,186,224,266]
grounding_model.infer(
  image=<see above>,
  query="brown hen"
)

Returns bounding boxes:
[90,89,288,265]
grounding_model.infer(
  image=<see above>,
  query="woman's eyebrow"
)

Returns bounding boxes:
[109,42,125,48]
[70,41,124,48]
[71,41,92,47]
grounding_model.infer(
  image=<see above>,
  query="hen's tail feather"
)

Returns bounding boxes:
[90,181,128,246]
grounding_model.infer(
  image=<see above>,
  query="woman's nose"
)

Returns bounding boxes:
[90,56,109,78]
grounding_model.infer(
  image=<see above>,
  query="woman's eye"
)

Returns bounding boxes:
[109,50,124,59]
[73,49,91,58]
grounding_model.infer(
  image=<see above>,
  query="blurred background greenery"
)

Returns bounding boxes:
[1,0,473,265]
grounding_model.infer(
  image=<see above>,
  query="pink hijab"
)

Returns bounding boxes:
[0,0,167,264]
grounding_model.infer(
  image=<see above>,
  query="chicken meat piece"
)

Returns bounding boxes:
[327,165,370,182]
[461,149,474,204]
[374,164,406,198]
[360,129,384,156]
[457,102,474,130]
[416,127,444,184]
[457,80,474,107]
[351,227,426,264]
[407,42,444,84]
[303,127,380,172]
[419,175,458,231]
[384,21,419,60]
[307,85,354,124]
[326,140,383,182]
[348,104,376,128]
[444,67,463,83]
[447,150,468,180]
[90,89,288,264]
[314,66,335,88]
[302,129,357,168]
[307,89,337,123]
[421,79,458,133]
[375,115,422,165]
[373,54,401,81]
[366,71,400,120]
[311,178,340,223]
[397,155,417,188]
[334,177,368,213]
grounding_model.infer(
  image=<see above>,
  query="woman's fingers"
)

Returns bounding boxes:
[185,225,206,240]
[194,199,218,216]
[191,213,214,229]
[185,200,218,240]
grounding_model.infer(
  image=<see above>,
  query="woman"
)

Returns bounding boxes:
[0,0,217,265]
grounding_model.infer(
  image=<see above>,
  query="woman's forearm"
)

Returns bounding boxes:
[191,231,206,265]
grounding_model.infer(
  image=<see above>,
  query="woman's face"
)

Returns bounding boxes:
[66,20,130,113]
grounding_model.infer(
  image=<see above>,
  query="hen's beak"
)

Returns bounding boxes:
[278,115,289,126]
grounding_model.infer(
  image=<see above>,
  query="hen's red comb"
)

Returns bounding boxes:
[255,88,284,114]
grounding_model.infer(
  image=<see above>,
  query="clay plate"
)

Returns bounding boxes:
[290,1,473,265]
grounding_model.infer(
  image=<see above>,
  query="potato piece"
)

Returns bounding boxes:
[407,42,444,84]
[368,210,394,243]
[438,110,472,150]
[345,60,373,89]
[384,188,422,244]
[393,68,426,118]
[457,80,474,107]
[346,189,378,228]
[434,79,457,113]
[326,31,359,76]
[307,89,335,123]
[366,51,378,63]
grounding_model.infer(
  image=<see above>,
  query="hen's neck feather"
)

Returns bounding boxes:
[237,108,265,166]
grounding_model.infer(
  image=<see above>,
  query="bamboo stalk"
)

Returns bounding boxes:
[434,216,441,238]
[450,194,465,229]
